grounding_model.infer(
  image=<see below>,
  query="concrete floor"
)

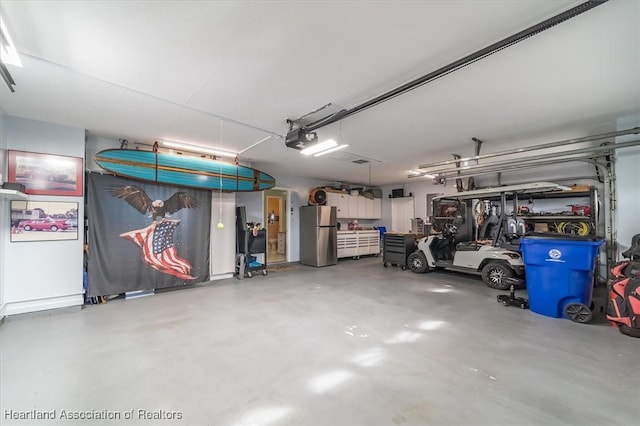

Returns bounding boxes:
[1,257,637,426]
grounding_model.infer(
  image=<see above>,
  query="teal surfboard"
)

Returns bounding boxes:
[94,149,275,192]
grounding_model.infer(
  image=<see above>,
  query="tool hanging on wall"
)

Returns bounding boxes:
[469,137,483,191]
[452,137,483,192]
[452,154,464,192]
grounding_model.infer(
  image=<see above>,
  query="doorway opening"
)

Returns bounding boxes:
[264,189,288,264]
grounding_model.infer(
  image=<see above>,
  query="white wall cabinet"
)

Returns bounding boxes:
[337,230,380,258]
[373,198,382,218]
[327,192,382,219]
[326,192,352,218]
[348,195,358,218]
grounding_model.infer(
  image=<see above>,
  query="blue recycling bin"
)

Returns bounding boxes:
[520,236,604,320]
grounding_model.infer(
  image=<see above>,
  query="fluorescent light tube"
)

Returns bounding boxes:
[0,18,22,67]
[409,170,434,178]
[162,140,237,158]
[314,144,349,157]
[300,139,337,156]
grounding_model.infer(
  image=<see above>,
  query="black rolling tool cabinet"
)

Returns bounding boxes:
[383,233,416,270]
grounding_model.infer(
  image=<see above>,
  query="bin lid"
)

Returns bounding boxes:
[522,232,604,242]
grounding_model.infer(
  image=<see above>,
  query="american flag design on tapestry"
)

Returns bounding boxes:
[120,219,196,280]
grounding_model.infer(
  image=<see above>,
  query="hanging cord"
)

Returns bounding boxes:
[217,119,224,229]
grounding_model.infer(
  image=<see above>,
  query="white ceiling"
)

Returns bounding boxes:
[1,0,638,186]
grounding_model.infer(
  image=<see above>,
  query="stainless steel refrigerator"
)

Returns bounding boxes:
[300,205,337,267]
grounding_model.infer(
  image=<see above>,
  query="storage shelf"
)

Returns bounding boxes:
[530,190,591,200]
[518,215,590,220]
[0,188,28,200]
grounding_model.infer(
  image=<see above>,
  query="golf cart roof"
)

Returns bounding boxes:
[433,182,571,201]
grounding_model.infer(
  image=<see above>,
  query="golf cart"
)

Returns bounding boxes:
[407,182,569,289]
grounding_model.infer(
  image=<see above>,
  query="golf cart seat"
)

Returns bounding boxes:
[500,218,526,251]
[479,215,499,240]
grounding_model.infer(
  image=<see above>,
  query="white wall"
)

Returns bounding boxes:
[210,191,236,279]
[615,114,640,259]
[1,116,85,317]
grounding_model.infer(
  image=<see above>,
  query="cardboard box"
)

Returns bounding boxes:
[567,185,592,192]
[534,223,549,232]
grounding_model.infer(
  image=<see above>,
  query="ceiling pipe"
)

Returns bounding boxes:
[421,138,640,176]
[303,0,608,133]
[408,156,599,179]
[507,176,604,184]
[418,127,639,170]
[429,157,611,182]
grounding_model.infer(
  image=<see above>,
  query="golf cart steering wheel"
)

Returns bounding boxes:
[443,223,458,237]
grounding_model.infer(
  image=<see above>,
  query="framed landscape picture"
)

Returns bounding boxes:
[10,200,79,242]
[7,150,83,196]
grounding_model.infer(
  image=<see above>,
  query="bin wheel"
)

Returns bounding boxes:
[401,265,407,270]
[564,303,592,323]
[246,271,253,278]
[262,269,268,276]
[383,263,388,268]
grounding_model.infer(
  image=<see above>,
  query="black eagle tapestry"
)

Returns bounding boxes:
[87,173,211,297]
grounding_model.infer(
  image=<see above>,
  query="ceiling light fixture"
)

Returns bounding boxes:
[300,139,337,156]
[313,119,349,157]
[162,140,236,158]
[314,144,349,157]
[408,170,436,179]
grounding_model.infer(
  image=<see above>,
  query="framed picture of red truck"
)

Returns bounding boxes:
[7,150,83,196]
[10,200,79,242]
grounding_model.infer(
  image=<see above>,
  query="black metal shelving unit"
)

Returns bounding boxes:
[235,206,268,279]
[516,188,598,237]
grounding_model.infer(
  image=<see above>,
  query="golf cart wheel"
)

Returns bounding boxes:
[481,262,513,290]
[407,251,428,274]
[564,303,592,323]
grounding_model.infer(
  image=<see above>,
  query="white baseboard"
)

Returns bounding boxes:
[2,294,84,317]
[210,273,234,281]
